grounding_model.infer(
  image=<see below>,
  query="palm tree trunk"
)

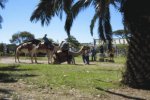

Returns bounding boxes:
[121,0,150,88]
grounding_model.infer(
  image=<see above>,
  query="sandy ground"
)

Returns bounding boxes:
[0,57,150,100]
[0,57,50,64]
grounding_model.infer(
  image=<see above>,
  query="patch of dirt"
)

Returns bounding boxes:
[0,57,49,64]
[0,79,104,100]
[98,87,150,100]
[1,79,150,100]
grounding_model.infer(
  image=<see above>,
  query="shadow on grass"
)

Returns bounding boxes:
[96,87,146,100]
[0,65,37,71]
[0,73,17,83]
[72,63,96,66]
[0,88,14,100]
[70,64,84,66]
[0,73,39,83]
[0,88,13,94]
[96,68,120,72]
[0,65,38,83]
[95,79,113,83]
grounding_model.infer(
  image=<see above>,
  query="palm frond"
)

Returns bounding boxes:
[0,15,2,28]
[0,0,7,9]
[63,0,74,14]
[110,0,121,9]
[30,0,55,26]
[0,15,2,23]
[0,0,7,28]
[64,0,92,36]
[30,0,74,27]
[90,12,98,36]
[72,0,92,18]
[65,12,73,36]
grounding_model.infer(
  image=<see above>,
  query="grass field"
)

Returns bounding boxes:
[0,56,126,96]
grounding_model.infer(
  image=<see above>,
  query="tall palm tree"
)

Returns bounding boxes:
[121,0,150,89]
[0,0,7,28]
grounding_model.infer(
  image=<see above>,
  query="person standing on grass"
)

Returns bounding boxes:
[99,45,104,54]
[91,46,96,61]
[99,45,105,61]
[82,48,90,65]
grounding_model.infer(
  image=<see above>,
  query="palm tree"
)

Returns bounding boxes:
[0,0,7,28]
[31,0,150,89]
[121,0,150,89]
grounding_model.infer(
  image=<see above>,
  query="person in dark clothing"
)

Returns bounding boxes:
[82,49,89,65]
[91,46,96,61]
[43,34,53,49]
[99,45,105,62]
[99,45,104,54]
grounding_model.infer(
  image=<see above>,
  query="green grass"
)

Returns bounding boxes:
[0,56,125,95]
[114,56,126,64]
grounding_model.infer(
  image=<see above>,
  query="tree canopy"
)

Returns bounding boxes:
[113,29,130,43]
[65,35,80,48]
[10,31,35,45]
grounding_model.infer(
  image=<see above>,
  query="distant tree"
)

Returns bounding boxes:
[0,43,4,52]
[0,43,16,56]
[7,44,16,54]
[65,35,80,48]
[0,0,7,28]
[10,31,35,44]
[0,43,7,55]
[113,29,130,43]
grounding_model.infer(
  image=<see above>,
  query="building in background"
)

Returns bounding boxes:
[93,38,128,46]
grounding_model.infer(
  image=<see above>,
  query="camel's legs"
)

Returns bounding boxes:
[49,51,54,64]
[72,57,75,64]
[34,53,38,63]
[15,51,17,63]
[47,51,50,64]
[30,52,34,63]
[17,52,20,63]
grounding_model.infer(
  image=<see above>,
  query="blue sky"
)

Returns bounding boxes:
[0,0,123,44]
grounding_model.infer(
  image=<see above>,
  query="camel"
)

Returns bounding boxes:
[15,39,41,63]
[33,42,60,64]
[53,46,88,64]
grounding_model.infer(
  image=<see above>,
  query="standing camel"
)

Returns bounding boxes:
[15,39,41,63]
[33,42,60,64]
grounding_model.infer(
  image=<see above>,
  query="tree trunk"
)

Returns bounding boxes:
[121,0,150,89]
